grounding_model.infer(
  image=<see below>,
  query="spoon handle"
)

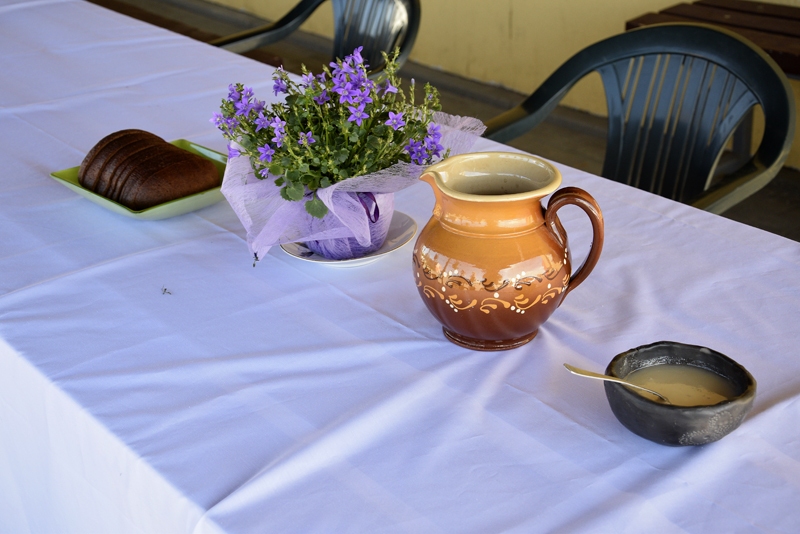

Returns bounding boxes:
[563,363,671,404]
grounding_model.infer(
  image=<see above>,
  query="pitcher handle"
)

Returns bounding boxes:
[544,187,604,298]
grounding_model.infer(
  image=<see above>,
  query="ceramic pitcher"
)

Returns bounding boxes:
[413,152,604,351]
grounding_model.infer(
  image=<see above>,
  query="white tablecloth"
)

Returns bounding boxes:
[2,1,800,532]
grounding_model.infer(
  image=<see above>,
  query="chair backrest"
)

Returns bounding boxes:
[485,23,794,207]
[211,0,420,76]
[331,0,420,75]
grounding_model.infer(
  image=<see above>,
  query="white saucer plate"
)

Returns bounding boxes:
[280,211,417,268]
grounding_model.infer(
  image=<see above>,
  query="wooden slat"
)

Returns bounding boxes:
[662,3,800,38]
[697,0,800,22]
[626,12,800,77]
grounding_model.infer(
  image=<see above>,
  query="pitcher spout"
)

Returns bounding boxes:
[419,170,439,189]
[420,170,445,209]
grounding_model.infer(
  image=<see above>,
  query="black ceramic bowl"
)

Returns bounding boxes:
[604,341,756,446]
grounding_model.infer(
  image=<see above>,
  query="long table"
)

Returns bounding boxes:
[2,1,800,532]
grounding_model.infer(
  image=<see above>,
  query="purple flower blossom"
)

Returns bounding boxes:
[242,86,254,100]
[404,139,427,165]
[347,104,369,126]
[348,70,369,89]
[348,46,364,65]
[332,60,356,76]
[381,81,398,95]
[427,123,442,142]
[251,99,265,114]
[424,139,443,159]
[385,111,405,131]
[269,117,286,133]
[254,113,270,132]
[210,112,225,129]
[298,131,315,146]
[234,99,252,116]
[300,73,315,87]
[334,81,356,104]
[313,90,330,105]
[224,116,239,129]
[407,124,442,160]
[258,167,270,178]
[355,87,373,105]
[227,144,241,159]
[257,144,275,162]
[227,84,241,101]
[269,118,286,147]
[424,124,444,159]
[273,78,288,96]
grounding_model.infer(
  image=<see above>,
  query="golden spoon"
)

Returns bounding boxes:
[563,363,672,404]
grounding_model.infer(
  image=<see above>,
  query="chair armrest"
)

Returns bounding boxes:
[209,0,325,54]
[691,159,780,214]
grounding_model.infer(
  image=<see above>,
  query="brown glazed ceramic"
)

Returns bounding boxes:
[413,152,604,351]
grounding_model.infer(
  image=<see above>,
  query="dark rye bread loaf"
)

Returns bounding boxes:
[78,129,219,211]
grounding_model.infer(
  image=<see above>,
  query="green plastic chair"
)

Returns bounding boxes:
[484,23,795,214]
[209,0,421,77]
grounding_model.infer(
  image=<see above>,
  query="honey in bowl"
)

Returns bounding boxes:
[625,364,737,406]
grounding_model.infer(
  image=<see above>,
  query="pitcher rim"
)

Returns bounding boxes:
[422,152,563,202]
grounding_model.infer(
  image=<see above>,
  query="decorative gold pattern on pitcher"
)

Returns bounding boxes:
[414,250,570,316]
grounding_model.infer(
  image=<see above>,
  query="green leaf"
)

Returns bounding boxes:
[269,163,283,176]
[284,182,305,201]
[305,195,328,219]
[239,137,254,150]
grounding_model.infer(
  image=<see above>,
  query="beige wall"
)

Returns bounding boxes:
[210,0,677,113]
[210,0,800,168]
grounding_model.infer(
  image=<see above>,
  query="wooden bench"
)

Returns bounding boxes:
[627,0,800,170]
[626,0,800,79]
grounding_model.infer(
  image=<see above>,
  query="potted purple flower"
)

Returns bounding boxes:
[213,48,483,262]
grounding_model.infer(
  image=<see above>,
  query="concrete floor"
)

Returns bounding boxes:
[89,0,800,242]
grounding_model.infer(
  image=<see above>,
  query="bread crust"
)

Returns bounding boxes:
[124,150,218,210]
[79,130,161,191]
[96,136,163,200]
[78,130,220,211]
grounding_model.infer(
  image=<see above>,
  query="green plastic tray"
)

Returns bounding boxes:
[50,139,227,220]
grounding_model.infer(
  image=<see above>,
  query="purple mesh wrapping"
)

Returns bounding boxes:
[221,113,485,261]
[305,193,394,259]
